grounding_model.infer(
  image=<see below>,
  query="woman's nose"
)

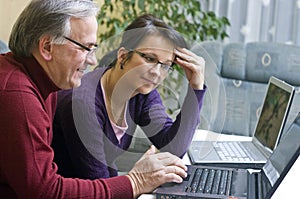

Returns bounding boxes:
[149,63,161,76]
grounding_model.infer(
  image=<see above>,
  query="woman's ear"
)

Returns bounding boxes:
[117,47,128,61]
[117,47,129,69]
[39,36,53,61]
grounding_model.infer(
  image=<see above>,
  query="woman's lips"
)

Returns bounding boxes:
[141,77,157,85]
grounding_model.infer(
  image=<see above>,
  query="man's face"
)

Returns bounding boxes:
[49,16,98,89]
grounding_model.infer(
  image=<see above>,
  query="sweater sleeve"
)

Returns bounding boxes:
[0,90,133,199]
[139,85,206,157]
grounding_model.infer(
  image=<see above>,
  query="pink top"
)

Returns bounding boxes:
[101,82,128,144]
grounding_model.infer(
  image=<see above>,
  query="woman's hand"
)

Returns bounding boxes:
[174,48,205,90]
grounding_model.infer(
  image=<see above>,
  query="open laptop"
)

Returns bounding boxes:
[188,76,295,168]
[155,113,300,199]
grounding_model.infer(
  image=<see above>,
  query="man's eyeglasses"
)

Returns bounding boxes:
[130,49,175,73]
[63,36,98,58]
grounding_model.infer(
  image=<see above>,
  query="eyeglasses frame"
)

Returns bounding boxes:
[129,49,175,73]
[63,36,98,57]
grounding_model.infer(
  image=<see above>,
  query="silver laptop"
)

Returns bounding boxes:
[155,112,300,199]
[188,76,295,168]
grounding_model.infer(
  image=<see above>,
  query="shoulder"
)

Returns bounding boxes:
[0,58,38,95]
[82,68,106,88]
[71,68,105,100]
[56,68,107,120]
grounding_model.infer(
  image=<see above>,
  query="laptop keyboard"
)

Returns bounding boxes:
[214,142,255,161]
[185,168,233,195]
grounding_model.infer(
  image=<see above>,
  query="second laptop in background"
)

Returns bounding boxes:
[188,76,295,168]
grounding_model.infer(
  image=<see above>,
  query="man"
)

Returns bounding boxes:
[0,0,187,198]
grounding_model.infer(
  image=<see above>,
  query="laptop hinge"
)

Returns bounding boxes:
[247,169,262,199]
[252,137,272,157]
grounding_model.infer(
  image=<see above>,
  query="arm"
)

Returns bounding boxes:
[0,91,132,199]
[138,48,206,157]
[137,86,205,157]
[0,90,191,198]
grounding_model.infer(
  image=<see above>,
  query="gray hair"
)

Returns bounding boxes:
[9,0,99,57]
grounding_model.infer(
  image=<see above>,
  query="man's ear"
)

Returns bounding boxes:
[39,36,53,61]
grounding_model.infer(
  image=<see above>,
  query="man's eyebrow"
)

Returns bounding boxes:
[86,42,98,47]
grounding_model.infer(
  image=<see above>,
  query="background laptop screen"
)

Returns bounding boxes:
[255,80,293,150]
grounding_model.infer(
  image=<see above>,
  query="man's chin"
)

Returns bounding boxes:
[72,79,82,88]
[65,78,82,89]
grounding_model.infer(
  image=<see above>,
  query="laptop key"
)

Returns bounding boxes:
[234,142,247,157]
[225,170,233,195]
[204,169,215,193]
[218,170,228,195]
[191,168,202,192]
[211,169,222,194]
[197,168,209,193]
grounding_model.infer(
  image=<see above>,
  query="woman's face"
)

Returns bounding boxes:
[121,34,175,95]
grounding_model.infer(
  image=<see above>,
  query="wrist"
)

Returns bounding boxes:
[189,82,204,90]
[126,174,140,198]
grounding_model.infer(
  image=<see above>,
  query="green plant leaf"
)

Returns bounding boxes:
[138,0,145,10]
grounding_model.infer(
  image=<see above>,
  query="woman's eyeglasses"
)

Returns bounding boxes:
[63,36,98,58]
[130,49,175,73]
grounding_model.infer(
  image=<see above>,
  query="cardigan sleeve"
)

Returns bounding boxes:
[138,85,206,157]
[0,89,133,199]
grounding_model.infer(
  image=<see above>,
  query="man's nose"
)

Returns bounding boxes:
[86,53,98,66]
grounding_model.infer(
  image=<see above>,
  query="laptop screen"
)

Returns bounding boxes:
[254,76,294,151]
[262,113,300,198]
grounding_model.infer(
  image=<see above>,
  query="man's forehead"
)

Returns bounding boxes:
[69,17,98,40]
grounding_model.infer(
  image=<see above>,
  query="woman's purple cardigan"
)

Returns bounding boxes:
[52,67,206,179]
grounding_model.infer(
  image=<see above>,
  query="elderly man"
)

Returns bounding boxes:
[0,0,187,198]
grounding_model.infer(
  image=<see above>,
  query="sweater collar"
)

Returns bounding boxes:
[14,53,60,99]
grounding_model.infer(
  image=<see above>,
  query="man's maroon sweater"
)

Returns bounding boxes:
[0,52,133,199]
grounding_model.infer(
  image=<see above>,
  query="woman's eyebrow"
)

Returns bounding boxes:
[146,52,174,63]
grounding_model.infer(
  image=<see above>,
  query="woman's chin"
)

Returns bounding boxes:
[137,85,156,94]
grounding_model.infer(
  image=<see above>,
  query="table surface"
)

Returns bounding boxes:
[138,129,299,199]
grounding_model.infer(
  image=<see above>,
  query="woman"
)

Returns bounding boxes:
[52,14,206,180]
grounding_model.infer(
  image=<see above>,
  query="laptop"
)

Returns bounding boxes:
[155,113,300,199]
[188,76,295,168]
